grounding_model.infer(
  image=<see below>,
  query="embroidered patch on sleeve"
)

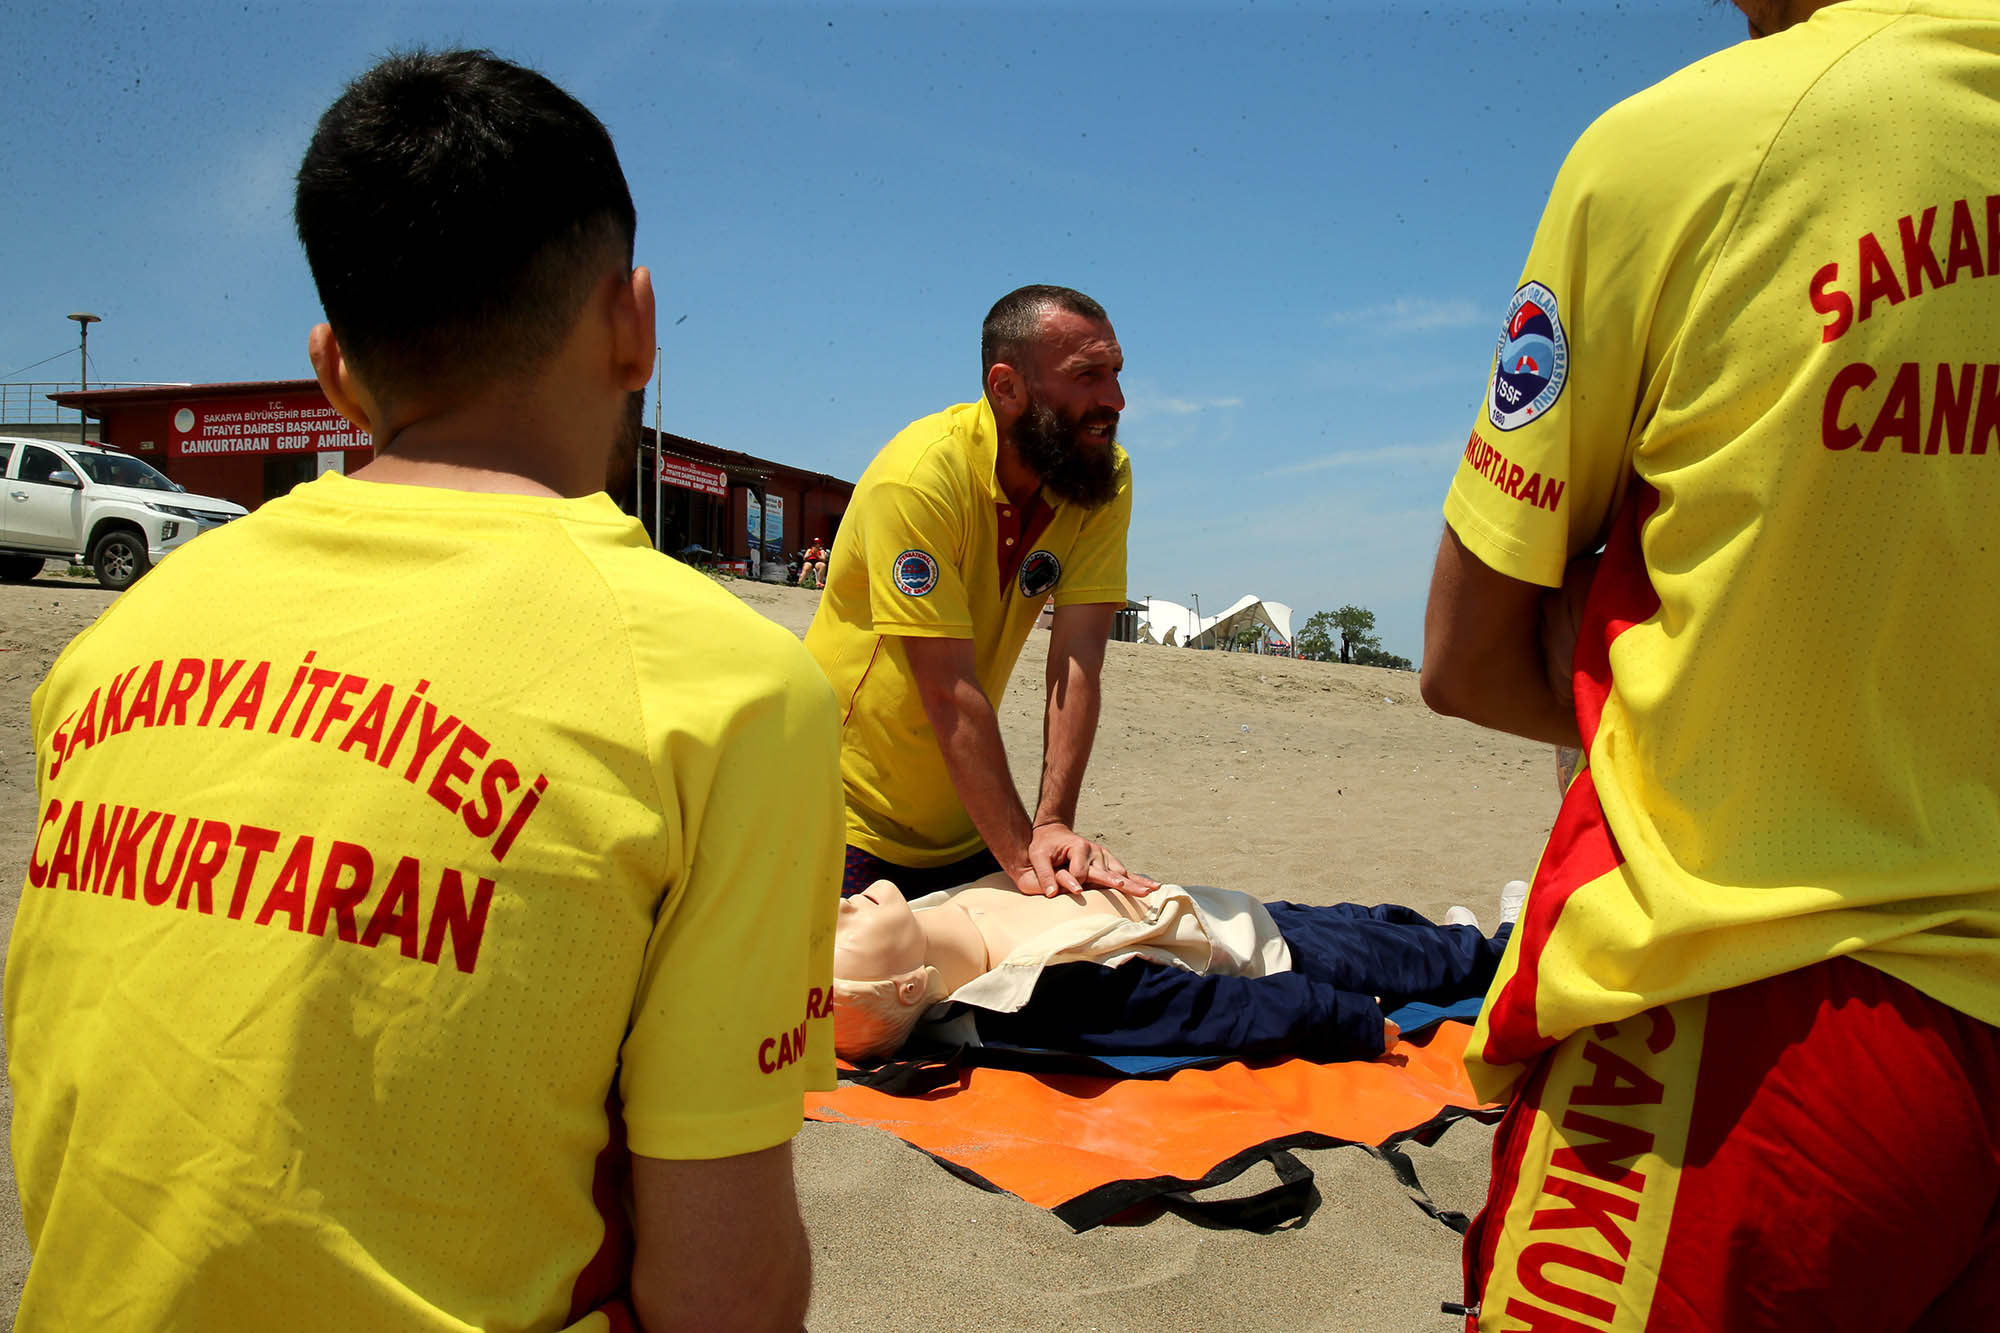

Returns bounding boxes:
[893,549,940,597]
[1018,550,1062,598]
[1489,281,1569,432]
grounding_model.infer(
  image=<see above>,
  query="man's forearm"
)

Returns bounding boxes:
[924,674,1036,866]
[1036,654,1101,828]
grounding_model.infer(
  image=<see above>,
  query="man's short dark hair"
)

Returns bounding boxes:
[295,49,637,400]
[981,285,1110,381]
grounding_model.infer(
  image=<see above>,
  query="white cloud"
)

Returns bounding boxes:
[1326,297,1488,334]
[1138,394,1246,419]
[1259,440,1462,478]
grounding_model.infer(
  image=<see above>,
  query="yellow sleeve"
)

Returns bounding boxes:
[1442,98,1724,587]
[1052,452,1131,606]
[618,631,843,1160]
[857,477,974,639]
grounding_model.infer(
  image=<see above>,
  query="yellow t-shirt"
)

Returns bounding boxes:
[1440,1,2000,1099]
[8,472,842,1330]
[805,399,1131,865]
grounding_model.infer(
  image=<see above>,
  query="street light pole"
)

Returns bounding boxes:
[1190,592,1201,647]
[68,312,100,446]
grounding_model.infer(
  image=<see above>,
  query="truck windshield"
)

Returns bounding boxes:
[69,451,178,492]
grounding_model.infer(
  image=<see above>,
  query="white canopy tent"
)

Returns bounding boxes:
[1134,595,1294,653]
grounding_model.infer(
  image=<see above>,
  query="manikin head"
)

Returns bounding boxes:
[831,880,950,1062]
[980,285,1126,508]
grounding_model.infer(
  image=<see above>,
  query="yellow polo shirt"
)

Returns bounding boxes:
[806,399,1131,865]
[1439,1,2000,1098]
[9,472,842,1329]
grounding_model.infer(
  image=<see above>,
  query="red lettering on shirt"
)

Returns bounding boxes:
[426,725,490,816]
[307,840,375,940]
[175,820,234,913]
[99,663,142,740]
[124,660,164,732]
[217,661,268,730]
[198,659,244,727]
[47,801,84,892]
[421,869,494,974]
[107,807,163,902]
[461,758,520,839]
[28,800,63,888]
[310,673,370,744]
[1809,262,1853,343]
[1810,194,1996,341]
[23,800,505,975]
[1462,429,1565,514]
[1824,362,2000,455]
[1862,363,1922,453]
[79,802,123,894]
[228,824,282,919]
[256,835,315,930]
[362,856,424,958]
[160,658,204,727]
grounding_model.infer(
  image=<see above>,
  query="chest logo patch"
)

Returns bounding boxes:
[892,548,939,597]
[1488,280,1568,432]
[1018,549,1062,599]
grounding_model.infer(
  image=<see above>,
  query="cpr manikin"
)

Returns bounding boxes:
[832,875,1510,1064]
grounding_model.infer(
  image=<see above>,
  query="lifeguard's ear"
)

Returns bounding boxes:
[308,324,377,435]
[609,265,656,392]
[985,359,1027,417]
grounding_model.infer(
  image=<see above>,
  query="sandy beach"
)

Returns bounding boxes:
[0,573,1559,1331]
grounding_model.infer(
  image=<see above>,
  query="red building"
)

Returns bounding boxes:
[52,380,851,571]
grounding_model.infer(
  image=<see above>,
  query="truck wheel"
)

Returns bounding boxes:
[90,530,150,591]
[0,556,44,583]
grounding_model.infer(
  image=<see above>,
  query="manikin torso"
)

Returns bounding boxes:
[915,874,1206,991]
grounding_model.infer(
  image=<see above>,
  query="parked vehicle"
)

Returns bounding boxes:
[0,435,248,590]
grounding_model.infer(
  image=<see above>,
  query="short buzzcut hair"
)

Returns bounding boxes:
[295,49,637,400]
[980,284,1109,381]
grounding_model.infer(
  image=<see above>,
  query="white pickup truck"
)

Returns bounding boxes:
[0,435,248,591]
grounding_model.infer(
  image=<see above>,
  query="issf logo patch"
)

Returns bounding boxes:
[1488,281,1569,432]
[1018,550,1061,599]
[892,548,939,597]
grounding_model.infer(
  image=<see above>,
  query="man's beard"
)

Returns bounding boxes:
[1011,397,1120,508]
[606,387,644,493]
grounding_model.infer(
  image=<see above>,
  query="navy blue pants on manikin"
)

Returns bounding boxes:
[970,902,1510,1064]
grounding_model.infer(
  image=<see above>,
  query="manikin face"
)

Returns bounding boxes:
[833,880,927,981]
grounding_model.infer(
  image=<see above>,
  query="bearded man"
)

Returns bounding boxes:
[806,285,1159,901]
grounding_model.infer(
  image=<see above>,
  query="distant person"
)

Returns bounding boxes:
[8,49,840,1332]
[1421,3,2000,1327]
[801,536,827,589]
[805,286,1160,900]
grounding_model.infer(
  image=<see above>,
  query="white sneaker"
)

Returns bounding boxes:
[1443,905,1480,929]
[1499,880,1530,927]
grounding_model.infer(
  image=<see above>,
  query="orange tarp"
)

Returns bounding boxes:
[804,1023,1499,1220]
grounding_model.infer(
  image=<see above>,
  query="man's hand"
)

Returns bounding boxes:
[1009,821,1160,898]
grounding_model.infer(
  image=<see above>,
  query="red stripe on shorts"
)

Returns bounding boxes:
[1476,483,1659,1072]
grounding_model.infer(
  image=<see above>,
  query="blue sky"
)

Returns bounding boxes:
[4,0,1748,660]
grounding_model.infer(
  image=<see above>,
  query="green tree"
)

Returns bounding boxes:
[1353,645,1415,671]
[1230,622,1265,653]
[1295,611,1339,662]
[1329,605,1380,664]
[1299,605,1404,666]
